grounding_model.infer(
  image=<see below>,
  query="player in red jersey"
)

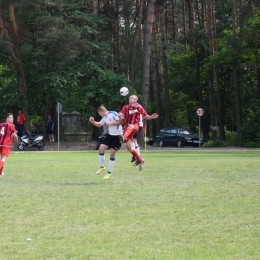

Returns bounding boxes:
[109,95,158,170]
[0,113,18,177]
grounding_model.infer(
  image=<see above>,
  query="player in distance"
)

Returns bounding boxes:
[0,113,18,178]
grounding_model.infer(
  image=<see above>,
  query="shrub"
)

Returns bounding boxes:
[203,131,236,147]
[243,141,260,148]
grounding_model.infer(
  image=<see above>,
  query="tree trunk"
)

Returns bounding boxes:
[158,0,170,126]
[201,0,206,29]
[232,0,242,146]
[8,2,30,130]
[182,0,187,52]
[130,0,144,88]
[115,1,122,73]
[248,0,254,13]
[256,51,260,104]
[93,0,99,43]
[171,0,177,43]
[257,65,260,104]
[216,70,225,140]
[207,0,217,141]
[212,7,225,141]
[152,18,162,131]
[141,0,156,111]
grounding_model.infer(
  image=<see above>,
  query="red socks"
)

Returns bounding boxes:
[131,150,142,163]
[0,161,4,176]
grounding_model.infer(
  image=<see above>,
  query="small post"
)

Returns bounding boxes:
[56,103,62,151]
[196,107,204,148]
[199,116,201,148]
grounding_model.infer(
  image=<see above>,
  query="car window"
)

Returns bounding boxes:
[170,129,177,134]
[178,129,192,135]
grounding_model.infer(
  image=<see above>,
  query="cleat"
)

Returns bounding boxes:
[96,167,106,174]
[131,156,136,163]
[0,172,4,178]
[139,160,144,171]
[133,160,139,166]
[104,173,112,180]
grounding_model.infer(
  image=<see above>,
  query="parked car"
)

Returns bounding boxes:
[155,127,203,148]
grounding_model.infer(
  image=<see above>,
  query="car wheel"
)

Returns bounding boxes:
[177,140,183,148]
[159,140,164,147]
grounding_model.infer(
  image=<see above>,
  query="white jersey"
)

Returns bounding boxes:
[99,111,123,136]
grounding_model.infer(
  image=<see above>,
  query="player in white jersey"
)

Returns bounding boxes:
[89,106,123,180]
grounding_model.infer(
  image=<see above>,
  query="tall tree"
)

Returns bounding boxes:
[93,0,99,43]
[231,0,242,146]
[7,2,29,129]
[152,14,162,131]
[158,0,170,126]
[213,7,225,141]
[182,0,187,52]
[130,0,144,88]
[171,0,177,43]
[207,0,217,140]
[141,0,156,111]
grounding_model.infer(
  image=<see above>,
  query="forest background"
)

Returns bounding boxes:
[1,0,260,147]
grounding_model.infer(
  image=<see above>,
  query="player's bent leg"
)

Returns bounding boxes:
[0,157,7,177]
[98,144,108,154]
[123,127,133,142]
[96,144,109,173]
[131,150,142,164]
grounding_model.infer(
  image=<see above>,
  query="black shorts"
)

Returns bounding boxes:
[47,129,54,135]
[102,134,121,151]
[133,127,143,139]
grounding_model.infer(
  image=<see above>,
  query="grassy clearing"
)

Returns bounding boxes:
[1,151,260,259]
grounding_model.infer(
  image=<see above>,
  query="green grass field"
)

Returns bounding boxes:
[1,150,260,260]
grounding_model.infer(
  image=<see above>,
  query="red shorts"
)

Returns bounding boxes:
[132,124,139,135]
[0,147,11,157]
[124,124,139,141]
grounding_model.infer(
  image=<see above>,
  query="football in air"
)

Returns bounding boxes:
[120,87,129,96]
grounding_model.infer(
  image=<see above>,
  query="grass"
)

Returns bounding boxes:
[1,150,260,259]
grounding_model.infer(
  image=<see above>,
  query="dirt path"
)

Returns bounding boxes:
[40,142,260,152]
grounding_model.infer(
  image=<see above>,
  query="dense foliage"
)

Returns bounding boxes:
[0,0,260,146]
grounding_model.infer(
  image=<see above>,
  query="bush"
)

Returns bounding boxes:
[243,141,260,148]
[203,131,236,147]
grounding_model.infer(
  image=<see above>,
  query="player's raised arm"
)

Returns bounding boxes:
[144,113,159,120]
[89,117,102,128]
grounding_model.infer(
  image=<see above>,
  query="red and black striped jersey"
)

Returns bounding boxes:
[120,103,148,128]
[0,122,17,147]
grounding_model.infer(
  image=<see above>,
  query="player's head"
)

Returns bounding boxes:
[6,113,14,123]
[97,106,108,117]
[129,95,138,104]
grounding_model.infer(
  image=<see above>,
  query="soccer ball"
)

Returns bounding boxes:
[120,87,129,96]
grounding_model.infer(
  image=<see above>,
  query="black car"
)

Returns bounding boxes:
[155,127,204,148]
